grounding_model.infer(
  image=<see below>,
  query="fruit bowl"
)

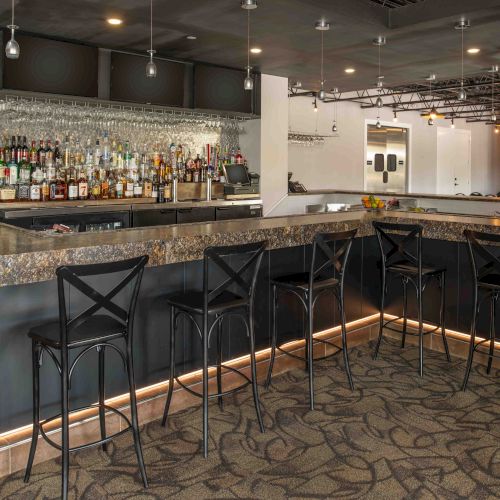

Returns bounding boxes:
[361,195,385,210]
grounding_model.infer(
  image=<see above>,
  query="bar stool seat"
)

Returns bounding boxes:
[167,290,248,314]
[272,272,339,291]
[477,274,500,289]
[386,260,445,276]
[28,315,125,348]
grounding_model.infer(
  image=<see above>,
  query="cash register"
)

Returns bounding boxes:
[223,164,260,199]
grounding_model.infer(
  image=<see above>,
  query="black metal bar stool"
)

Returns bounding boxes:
[372,221,451,376]
[161,241,267,458]
[462,229,500,390]
[24,256,149,500]
[265,229,358,410]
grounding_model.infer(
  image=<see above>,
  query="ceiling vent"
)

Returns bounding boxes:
[367,0,425,8]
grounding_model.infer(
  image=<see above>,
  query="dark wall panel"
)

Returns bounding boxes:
[3,33,98,97]
[194,64,252,113]
[110,52,185,107]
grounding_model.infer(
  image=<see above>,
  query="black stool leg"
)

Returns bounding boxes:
[307,292,315,410]
[24,341,41,483]
[265,285,278,389]
[440,272,451,362]
[61,347,70,500]
[125,347,148,488]
[401,278,408,348]
[248,309,265,433]
[417,278,424,377]
[202,313,209,458]
[98,346,107,452]
[487,294,497,375]
[339,291,354,391]
[216,316,224,411]
[162,306,176,427]
[462,288,479,391]
[374,270,386,360]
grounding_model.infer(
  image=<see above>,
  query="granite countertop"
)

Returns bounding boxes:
[1,210,500,287]
[290,189,500,203]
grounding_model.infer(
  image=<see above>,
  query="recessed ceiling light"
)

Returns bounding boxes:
[467,47,480,54]
[250,47,262,54]
[344,67,355,74]
[107,18,123,26]
[186,35,197,40]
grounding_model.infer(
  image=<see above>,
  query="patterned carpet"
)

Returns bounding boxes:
[2,339,500,499]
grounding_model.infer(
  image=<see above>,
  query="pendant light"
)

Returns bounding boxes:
[146,0,157,78]
[488,65,498,124]
[455,19,470,101]
[373,36,386,108]
[313,98,318,112]
[242,0,257,91]
[5,0,20,60]
[315,20,330,101]
[331,87,338,132]
[450,116,455,129]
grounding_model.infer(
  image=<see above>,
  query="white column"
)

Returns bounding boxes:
[259,74,289,215]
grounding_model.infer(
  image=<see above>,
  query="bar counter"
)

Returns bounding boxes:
[1,209,500,436]
[0,209,499,287]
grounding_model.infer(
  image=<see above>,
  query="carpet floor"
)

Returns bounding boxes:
[2,339,500,499]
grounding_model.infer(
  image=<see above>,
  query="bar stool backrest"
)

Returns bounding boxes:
[203,241,267,307]
[464,230,500,285]
[55,255,149,348]
[372,221,423,270]
[310,229,358,288]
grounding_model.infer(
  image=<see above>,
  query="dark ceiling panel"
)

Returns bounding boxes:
[0,0,499,93]
[110,52,185,106]
[3,33,98,96]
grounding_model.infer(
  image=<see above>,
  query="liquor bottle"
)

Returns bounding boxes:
[62,136,70,168]
[46,140,54,167]
[0,150,5,188]
[100,170,109,199]
[54,139,62,165]
[85,139,93,166]
[29,141,38,167]
[235,148,243,165]
[18,159,31,185]
[102,131,110,165]
[77,169,88,200]
[157,166,166,203]
[21,136,29,163]
[30,166,43,201]
[16,136,22,164]
[40,169,50,202]
[89,171,101,200]
[124,166,134,198]
[45,153,56,184]
[143,166,153,198]
[115,169,124,199]
[94,139,101,168]
[38,140,46,166]
[133,176,143,198]
[67,169,78,201]
[7,155,18,187]
[108,169,117,199]
[50,167,67,201]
